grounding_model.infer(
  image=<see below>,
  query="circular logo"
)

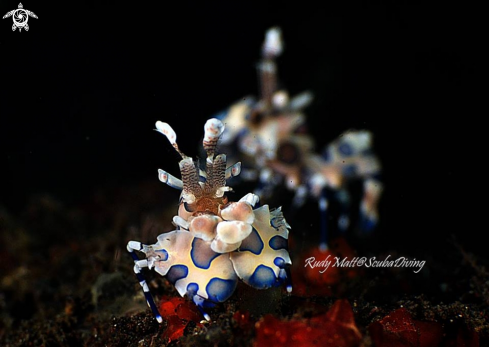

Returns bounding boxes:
[12,9,28,27]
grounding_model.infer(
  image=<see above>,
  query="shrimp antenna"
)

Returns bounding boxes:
[155,121,187,159]
[203,118,225,161]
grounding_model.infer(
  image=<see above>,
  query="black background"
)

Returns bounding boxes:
[0,1,483,256]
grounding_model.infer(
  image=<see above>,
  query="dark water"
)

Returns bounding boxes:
[0,1,483,254]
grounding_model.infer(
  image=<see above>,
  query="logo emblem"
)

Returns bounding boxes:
[3,3,38,32]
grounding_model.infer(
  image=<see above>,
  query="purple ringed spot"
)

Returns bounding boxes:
[274,257,286,267]
[155,249,169,261]
[166,264,189,284]
[186,282,199,296]
[247,264,281,289]
[238,228,264,255]
[190,238,220,269]
[269,235,288,250]
[205,278,237,303]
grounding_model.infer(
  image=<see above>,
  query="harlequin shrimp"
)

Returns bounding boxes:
[214,27,382,250]
[127,118,292,322]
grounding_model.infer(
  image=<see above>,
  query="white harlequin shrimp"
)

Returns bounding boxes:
[127,118,292,322]
[214,27,383,252]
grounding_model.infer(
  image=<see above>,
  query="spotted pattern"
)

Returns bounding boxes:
[230,205,291,289]
[150,230,237,303]
[143,203,291,309]
[238,228,264,255]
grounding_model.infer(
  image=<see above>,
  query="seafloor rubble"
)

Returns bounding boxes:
[0,179,488,346]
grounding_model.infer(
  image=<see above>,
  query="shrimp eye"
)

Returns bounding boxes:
[183,202,195,213]
[277,141,301,165]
